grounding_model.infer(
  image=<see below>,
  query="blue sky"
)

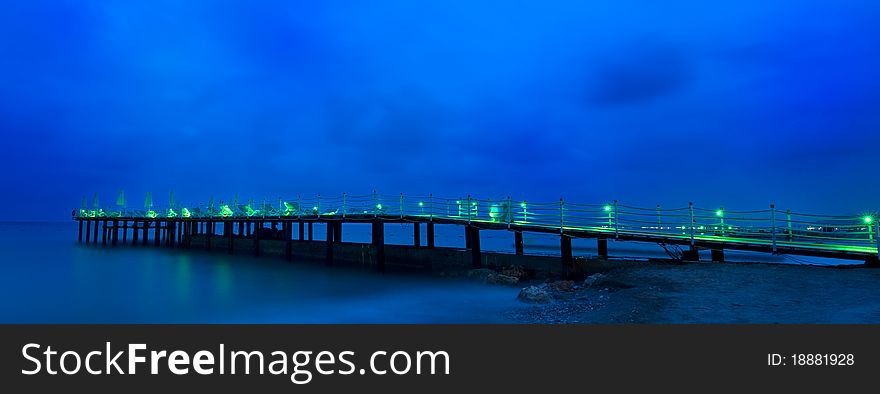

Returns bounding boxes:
[1,0,879,220]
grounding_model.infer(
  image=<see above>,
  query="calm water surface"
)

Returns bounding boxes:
[0,222,522,323]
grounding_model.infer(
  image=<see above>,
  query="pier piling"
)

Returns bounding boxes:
[515,231,524,255]
[413,223,421,247]
[597,237,608,258]
[426,223,435,248]
[711,249,725,263]
[561,235,573,270]
[372,221,385,272]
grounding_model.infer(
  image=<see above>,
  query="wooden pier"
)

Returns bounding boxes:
[73,193,880,269]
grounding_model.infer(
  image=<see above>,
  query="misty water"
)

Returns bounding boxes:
[0,222,852,323]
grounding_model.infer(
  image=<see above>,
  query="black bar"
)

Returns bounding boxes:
[372,220,385,272]
[515,231,524,255]
[413,223,421,247]
[597,237,608,258]
[469,226,481,268]
[85,219,91,244]
[561,235,573,270]
[77,219,83,243]
[326,222,334,265]
[427,222,435,248]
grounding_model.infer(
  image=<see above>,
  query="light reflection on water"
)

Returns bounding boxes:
[0,222,519,323]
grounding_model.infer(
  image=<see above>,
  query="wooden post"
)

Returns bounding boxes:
[308,222,313,241]
[299,222,305,241]
[326,222,334,265]
[132,221,139,245]
[253,221,261,256]
[426,222,435,248]
[413,223,421,247]
[93,219,100,244]
[469,226,481,268]
[85,220,92,244]
[142,221,149,246]
[154,221,161,247]
[515,231,524,255]
[334,222,342,243]
[111,220,118,246]
[465,226,472,249]
[205,221,211,251]
[228,220,234,255]
[372,220,385,272]
[285,222,292,262]
[561,235,573,270]
[597,237,608,258]
[102,220,108,245]
[78,219,83,243]
[711,249,725,263]
[122,221,128,244]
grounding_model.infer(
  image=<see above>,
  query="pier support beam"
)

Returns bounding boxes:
[205,221,212,251]
[299,222,304,241]
[132,221,139,245]
[253,221,261,257]
[326,223,334,265]
[413,223,421,247]
[334,222,342,243]
[284,222,292,262]
[122,221,128,244]
[102,220,108,245]
[308,222,313,241]
[427,223,435,248]
[77,220,83,243]
[142,221,149,246]
[682,246,700,262]
[561,235,573,270]
[711,249,725,263]
[372,221,385,272]
[93,219,99,244]
[227,221,235,255]
[154,221,161,247]
[597,237,608,259]
[111,220,119,246]
[85,220,92,244]
[515,231,524,255]
[468,226,481,268]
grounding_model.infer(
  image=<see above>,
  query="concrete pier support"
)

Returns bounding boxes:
[561,235,573,270]
[299,222,305,241]
[102,220,108,245]
[205,221,212,251]
[142,221,149,246]
[372,221,385,272]
[132,221,139,244]
[426,223,435,248]
[682,246,700,262]
[413,223,421,247]
[334,222,342,243]
[515,231,524,255]
[77,220,83,243]
[597,237,608,258]
[111,220,119,246]
[711,249,725,263]
[85,220,92,244]
[326,223,334,265]
[253,221,261,257]
[468,226,481,268]
[284,222,292,262]
[155,221,162,247]
[308,222,313,241]
[93,219,99,244]
[122,221,128,244]
[227,221,235,255]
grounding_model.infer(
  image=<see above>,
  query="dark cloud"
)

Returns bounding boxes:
[589,42,691,106]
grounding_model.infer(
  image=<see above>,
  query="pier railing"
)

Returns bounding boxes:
[75,192,880,256]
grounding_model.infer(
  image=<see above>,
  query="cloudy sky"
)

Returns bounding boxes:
[1,0,879,220]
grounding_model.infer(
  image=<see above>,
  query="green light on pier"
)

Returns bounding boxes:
[604,205,612,212]
[865,216,874,224]
[182,208,192,218]
[716,209,724,217]
[376,203,383,210]
[418,202,424,207]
